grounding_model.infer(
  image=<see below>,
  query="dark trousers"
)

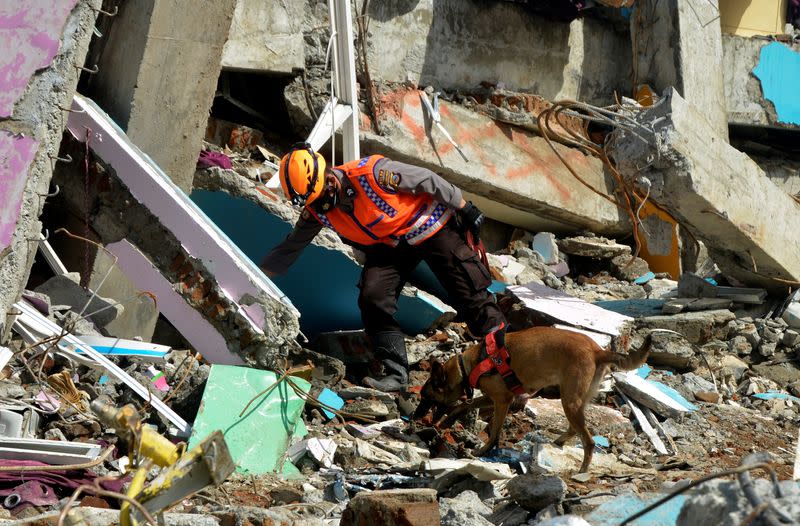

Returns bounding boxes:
[357,221,505,338]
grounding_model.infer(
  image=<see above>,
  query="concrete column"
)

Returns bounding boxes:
[86,0,236,192]
[0,1,99,337]
[631,0,728,140]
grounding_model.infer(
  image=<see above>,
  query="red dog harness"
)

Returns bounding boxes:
[467,324,526,395]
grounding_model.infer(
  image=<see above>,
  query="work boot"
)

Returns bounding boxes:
[363,331,408,392]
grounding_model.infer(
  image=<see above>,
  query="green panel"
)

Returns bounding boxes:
[188,365,310,474]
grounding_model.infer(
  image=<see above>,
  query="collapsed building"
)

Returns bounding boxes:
[1,0,800,524]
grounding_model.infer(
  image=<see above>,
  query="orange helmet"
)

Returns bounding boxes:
[279,143,326,206]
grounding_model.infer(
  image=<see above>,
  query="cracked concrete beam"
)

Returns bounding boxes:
[610,88,800,291]
[285,83,629,235]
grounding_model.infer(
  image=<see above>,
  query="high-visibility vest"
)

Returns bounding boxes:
[306,155,453,246]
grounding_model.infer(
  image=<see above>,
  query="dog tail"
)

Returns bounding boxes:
[596,332,652,371]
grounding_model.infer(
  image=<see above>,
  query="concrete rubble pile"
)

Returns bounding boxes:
[2,211,800,524]
[2,0,800,525]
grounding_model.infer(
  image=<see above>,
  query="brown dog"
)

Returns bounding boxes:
[416,326,652,472]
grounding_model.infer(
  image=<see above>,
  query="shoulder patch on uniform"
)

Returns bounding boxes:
[377,169,401,191]
[301,209,311,220]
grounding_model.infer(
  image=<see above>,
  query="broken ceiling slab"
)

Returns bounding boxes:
[507,283,632,336]
[610,88,800,291]
[286,85,628,234]
[65,95,299,365]
[192,168,455,337]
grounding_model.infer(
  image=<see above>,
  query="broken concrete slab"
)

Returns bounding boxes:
[662,298,734,315]
[287,84,628,234]
[556,235,631,259]
[610,88,800,291]
[65,95,298,366]
[637,310,735,345]
[106,240,243,366]
[0,0,100,340]
[677,273,766,304]
[508,283,632,336]
[647,331,698,371]
[613,371,697,419]
[34,273,122,329]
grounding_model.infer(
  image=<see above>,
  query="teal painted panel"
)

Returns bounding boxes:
[188,365,310,474]
[753,42,800,125]
[190,190,446,337]
[586,493,686,526]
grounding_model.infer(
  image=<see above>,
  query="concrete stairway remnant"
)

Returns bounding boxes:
[63,95,299,367]
[610,89,800,291]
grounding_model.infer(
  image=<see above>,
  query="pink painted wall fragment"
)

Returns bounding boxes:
[0,0,79,117]
[0,131,39,251]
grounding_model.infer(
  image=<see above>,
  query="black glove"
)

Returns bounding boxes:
[460,201,485,236]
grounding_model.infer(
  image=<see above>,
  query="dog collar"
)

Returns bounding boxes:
[457,352,474,399]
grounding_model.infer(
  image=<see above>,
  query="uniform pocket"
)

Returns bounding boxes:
[453,244,491,291]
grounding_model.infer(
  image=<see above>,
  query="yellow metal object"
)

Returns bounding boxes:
[120,467,147,526]
[129,430,234,524]
[139,426,181,467]
[90,400,234,526]
[720,0,788,37]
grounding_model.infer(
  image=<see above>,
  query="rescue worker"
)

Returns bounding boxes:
[260,143,507,391]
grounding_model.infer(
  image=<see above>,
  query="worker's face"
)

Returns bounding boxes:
[325,171,342,199]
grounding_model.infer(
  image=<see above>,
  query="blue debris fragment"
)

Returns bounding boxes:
[634,271,656,285]
[586,493,687,526]
[752,42,800,126]
[752,390,800,404]
[318,388,345,420]
[592,435,610,449]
